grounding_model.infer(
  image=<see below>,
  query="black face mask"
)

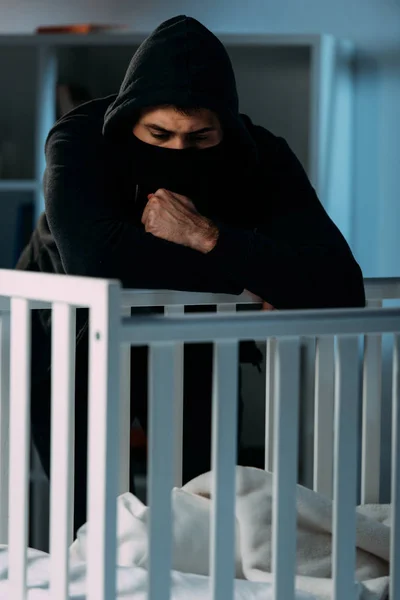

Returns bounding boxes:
[129,134,233,218]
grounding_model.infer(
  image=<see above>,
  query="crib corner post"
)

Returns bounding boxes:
[0,310,10,545]
[86,281,122,600]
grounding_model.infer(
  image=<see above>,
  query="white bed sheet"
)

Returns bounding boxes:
[0,545,314,599]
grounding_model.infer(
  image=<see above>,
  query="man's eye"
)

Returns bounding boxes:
[151,133,170,139]
[151,133,209,141]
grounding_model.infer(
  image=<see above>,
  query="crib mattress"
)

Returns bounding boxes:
[0,545,314,600]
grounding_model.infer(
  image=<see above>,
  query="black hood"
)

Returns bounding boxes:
[103,15,257,163]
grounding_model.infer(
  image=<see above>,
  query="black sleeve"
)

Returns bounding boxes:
[44,115,241,294]
[207,136,365,309]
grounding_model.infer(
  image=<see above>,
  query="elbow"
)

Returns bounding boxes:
[61,251,111,280]
[337,258,365,308]
[316,258,366,309]
[263,253,366,311]
[274,257,366,311]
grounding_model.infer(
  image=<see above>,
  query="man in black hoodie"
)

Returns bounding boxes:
[16,15,365,535]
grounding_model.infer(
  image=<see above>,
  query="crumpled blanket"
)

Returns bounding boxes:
[70,466,391,600]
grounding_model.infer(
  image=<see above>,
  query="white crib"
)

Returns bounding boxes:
[0,270,399,600]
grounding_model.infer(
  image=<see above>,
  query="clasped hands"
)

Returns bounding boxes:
[141,188,219,254]
[141,188,273,310]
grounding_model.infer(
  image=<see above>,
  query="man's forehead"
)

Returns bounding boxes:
[140,106,219,128]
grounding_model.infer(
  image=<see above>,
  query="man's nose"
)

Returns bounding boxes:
[169,136,190,150]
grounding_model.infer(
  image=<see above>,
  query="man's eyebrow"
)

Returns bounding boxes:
[144,124,216,135]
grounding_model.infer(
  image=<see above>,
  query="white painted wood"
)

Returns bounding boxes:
[0,269,119,306]
[86,284,121,600]
[310,36,355,237]
[123,307,400,345]
[390,334,400,600]
[0,33,323,48]
[265,337,276,471]
[165,305,184,488]
[361,300,382,504]
[0,312,10,544]
[210,341,239,600]
[332,336,359,600]
[323,40,355,240]
[299,337,316,489]
[1,279,393,313]
[310,35,335,197]
[122,290,253,308]
[314,336,335,497]
[50,303,76,600]
[34,45,57,223]
[0,180,37,192]
[119,306,131,495]
[147,344,176,600]
[272,338,300,600]
[216,304,236,313]
[364,278,400,300]
[8,298,31,600]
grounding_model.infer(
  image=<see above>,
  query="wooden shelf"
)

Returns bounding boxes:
[0,180,37,192]
[0,33,322,48]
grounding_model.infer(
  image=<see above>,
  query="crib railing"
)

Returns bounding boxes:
[1,270,400,600]
[312,278,400,503]
[125,303,400,600]
[0,284,256,546]
[118,288,255,493]
[0,271,121,600]
[1,275,400,544]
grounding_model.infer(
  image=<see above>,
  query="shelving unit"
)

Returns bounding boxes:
[0,180,37,192]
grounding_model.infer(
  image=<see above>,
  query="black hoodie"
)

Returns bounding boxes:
[17,14,365,312]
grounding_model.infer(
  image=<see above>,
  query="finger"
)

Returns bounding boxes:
[168,191,195,208]
[154,188,191,207]
[153,188,172,201]
[143,206,155,232]
[262,301,275,311]
[142,195,156,224]
[141,201,149,224]
[168,190,190,202]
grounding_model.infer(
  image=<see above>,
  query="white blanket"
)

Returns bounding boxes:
[0,546,312,599]
[71,466,390,600]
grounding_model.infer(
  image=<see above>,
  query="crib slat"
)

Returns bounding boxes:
[332,336,359,600]
[361,326,382,504]
[50,303,76,600]
[148,343,175,600]
[314,336,335,497]
[272,337,300,600]
[165,305,184,487]
[119,306,131,494]
[390,333,400,600]
[265,337,276,471]
[9,298,31,600]
[210,340,239,600]
[216,303,235,313]
[87,286,120,600]
[0,311,10,545]
[300,337,317,490]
